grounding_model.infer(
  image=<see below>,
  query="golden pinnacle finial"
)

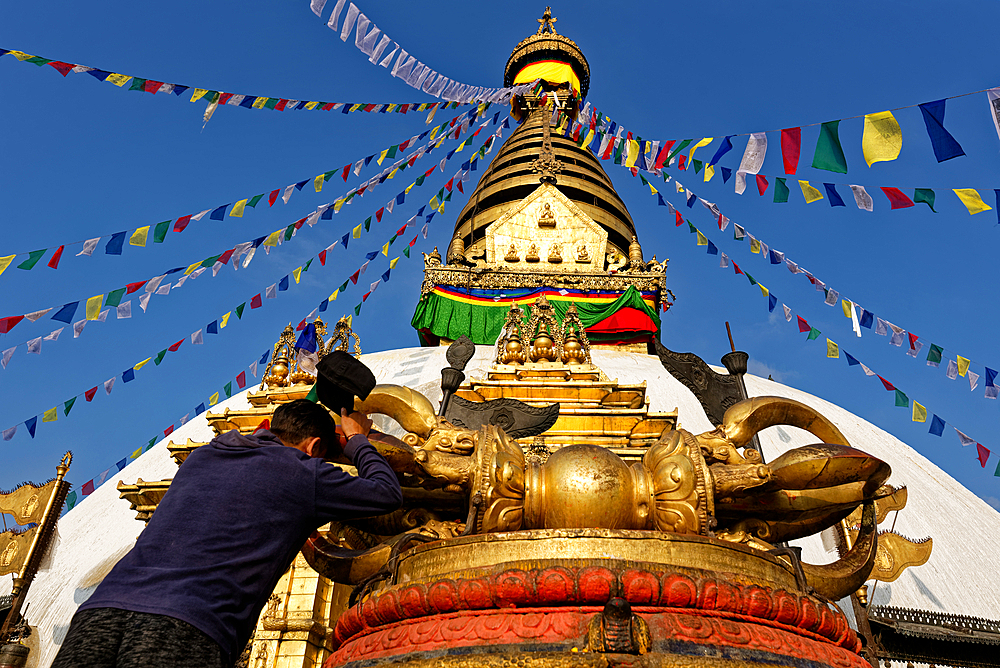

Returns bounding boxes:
[537,7,557,35]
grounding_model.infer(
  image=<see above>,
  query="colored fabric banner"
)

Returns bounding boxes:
[918,100,965,162]
[826,339,839,358]
[977,442,991,467]
[780,127,801,174]
[773,178,789,203]
[823,183,846,207]
[953,189,993,215]
[881,187,914,209]
[913,401,927,422]
[849,185,874,212]
[799,181,824,204]
[812,121,848,173]
[862,111,903,166]
[894,389,909,408]
[913,188,936,212]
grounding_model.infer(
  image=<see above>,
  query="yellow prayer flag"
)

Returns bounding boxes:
[695,230,707,246]
[129,226,149,247]
[430,127,439,140]
[759,284,769,298]
[704,164,715,182]
[329,288,339,302]
[130,447,142,460]
[455,139,468,153]
[827,339,839,359]
[209,392,220,406]
[388,168,399,180]
[252,97,268,109]
[221,312,231,329]
[333,199,346,213]
[85,295,103,320]
[862,111,903,167]
[750,238,760,254]
[913,401,927,423]
[688,137,714,164]
[352,224,362,239]
[349,103,363,112]
[310,175,323,193]
[185,261,202,275]
[42,407,57,423]
[953,189,993,215]
[345,315,353,329]
[957,355,971,377]
[106,73,132,87]
[9,51,33,61]
[675,182,685,194]
[647,182,658,195]
[191,88,209,102]
[842,300,852,318]
[134,357,152,371]
[377,149,389,165]
[263,230,281,247]
[304,101,320,110]
[292,267,302,284]
[230,199,248,217]
[429,196,440,209]
[625,139,640,168]
[799,180,824,204]
[404,183,415,195]
[0,255,15,278]
[382,242,390,257]
[387,104,397,113]
[438,202,446,214]
[389,257,399,269]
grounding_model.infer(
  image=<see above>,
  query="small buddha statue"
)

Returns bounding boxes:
[505,242,520,262]
[530,322,558,362]
[525,243,540,262]
[537,202,556,228]
[548,242,562,263]
[576,243,589,262]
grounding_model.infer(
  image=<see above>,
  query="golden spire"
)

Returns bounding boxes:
[537,7,558,34]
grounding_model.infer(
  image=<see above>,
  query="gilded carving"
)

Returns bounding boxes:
[547,242,562,263]
[538,202,557,228]
[504,243,519,263]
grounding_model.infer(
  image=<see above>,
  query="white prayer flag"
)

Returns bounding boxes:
[759,242,769,258]
[179,413,191,426]
[786,260,800,273]
[859,363,876,377]
[969,370,980,391]
[988,88,1000,145]
[369,279,381,293]
[986,386,998,399]
[1,347,14,369]
[733,224,746,240]
[25,308,52,322]
[946,359,959,379]
[849,302,861,338]
[146,275,166,293]
[155,283,171,296]
[2,426,16,441]
[97,309,110,323]
[139,293,151,312]
[783,304,793,322]
[326,0,347,28]
[249,362,258,378]
[875,318,889,336]
[117,301,132,319]
[735,171,748,195]
[906,340,923,357]
[739,133,767,174]
[282,184,296,204]
[191,330,204,345]
[358,261,369,278]
[888,324,905,347]
[191,209,212,221]
[77,238,100,256]
[104,377,115,395]
[26,337,41,354]
[849,185,874,211]
[824,289,839,306]
[720,252,729,269]
[73,319,87,338]
[718,215,730,232]
[422,224,429,239]
[266,284,277,299]
[955,428,976,447]
[340,2,360,41]
[44,328,62,342]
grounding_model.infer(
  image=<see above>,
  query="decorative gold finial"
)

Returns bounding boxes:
[446,235,466,266]
[628,235,644,270]
[262,324,297,388]
[558,302,591,365]
[328,315,362,358]
[537,7,558,35]
[525,295,562,362]
[495,303,527,365]
[530,98,563,184]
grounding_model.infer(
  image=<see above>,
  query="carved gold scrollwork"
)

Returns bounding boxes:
[642,431,711,535]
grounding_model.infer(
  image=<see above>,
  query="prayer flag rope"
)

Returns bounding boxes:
[652,188,996,476]
[0,105,496,280]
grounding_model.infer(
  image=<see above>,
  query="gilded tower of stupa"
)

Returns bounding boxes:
[111,11,936,668]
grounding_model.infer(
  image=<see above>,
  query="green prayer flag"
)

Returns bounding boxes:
[403,246,411,258]
[18,249,46,270]
[304,384,319,403]
[364,216,372,232]
[773,177,789,203]
[926,344,943,364]
[415,175,426,186]
[807,327,822,340]
[687,221,696,233]
[284,225,295,241]
[63,397,76,416]
[200,254,222,268]
[994,456,1000,477]
[128,77,147,91]
[639,173,649,186]
[390,234,398,245]
[26,56,52,66]
[437,188,445,199]
[444,191,452,202]
[145,437,156,451]
[613,138,624,164]
[812,120,848,173]
[913,188,937,212]
[235,302,246,319]
[106,288,126,308]
[248,193,264,208]
[224,382,232,398]
[894,389,909,407]
[386,145,398,159]
[323,170,336,182]
[692,159,703,174]
[354,303,362,316]
[264,97,279,110]
[745,272,757,286]
[667,139,693,163]
[303,258,313,272]
[154,349,167,365]
[153,221,169,243]
[339,280,349,292]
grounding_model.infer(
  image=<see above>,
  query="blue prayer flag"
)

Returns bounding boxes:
[26,416,37,438]
[259,349,270,364]
[195,402,206,415]
[918,100,965,163]
[686,192,696,208]
[381,269,390,282]
[318,299,329,312]
[657,194,667,207]
[986,367,998,387]
[768,294,777,313]
[172,85,189,96]
[51,301,79,324]
[115,458,128,471]
[823,183,846,207]
[206,320,218,334]
[397,192,405,205]
[342,233,350,248]
[929,414,946,436]
[707,240,718,255]
[106,232,126,255]
[709,136,734,166]
[295,323,317,353]
[322,207,333,220]
[278,275,289,291]
[365,251,379,261]
[294,179,309,191]
[859,309,874,329]
[721,166,733,183]
[769,250,782,264]
[122,368,135,383]
[210,205,228,220]
[239,96,256,108]
[845,352,860,366]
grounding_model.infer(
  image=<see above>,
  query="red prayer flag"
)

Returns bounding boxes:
[168,339,184,352]
[164,424,174,437]
[408,155,418,167]
[275,99,289,111]
[173,215,192,233]
[0,316,24,334]
[47,245,65,269]
[218,93,234,105]
[268,189,280,206]
[396,224,407,236]
[424,166,435,178]
[81,479,95,496]
[797,316,810,333]
[409,236,418,247]
[655,139,675,168]
[349,269,360,285]
[236,371,247,389]
[445,179,454,192]
[677,155,687,171]
[364,104,377,112]
[254,418,270,433]
[362,291,371,302]
[250,293,262,309]
[216,249,235,266]
[318,250,327,266]
[780,127,801,175]
[881,187,915,210]
[756,174,769,196]
[296,318,306,331]
[143,80,163,93]
[375,207,384,222]
[48,61,75,76]
[977,442,991,467]
[908,332,919,350]
[675,210,684,227]
[341,165,351,181]
[126,280,147,294]
[733,262,743,276]
[457,181,464,194]
[294,218,306,230]
[878,375,896,391]
[84,386,98,402]
[321,102,335,111]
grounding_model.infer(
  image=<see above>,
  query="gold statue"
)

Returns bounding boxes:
[537,202,557,228]
[525,243,540,262]
[628,235,644,270]
[547,242,562,263]
[504,242,519,262]
[446,235,465,265]
[422,246,441,267]
[575,242,589,262]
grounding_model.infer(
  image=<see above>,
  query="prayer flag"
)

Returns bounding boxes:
[807,328,821,341]
[894,389,909,408]
[912,401,927,423]
[879,375,895,391]
[862,111,903,166]
[827,339,839,358]
[780,127,801,174]
[799,181,824,204]
[849,185,874,212]
[812,121,848,173]
[929,414,945,436]
[47,245,65,269]
[129,227,149,247]
[953,189,993,215]
[106,232,126,255]
[230,199,248,217]
[755,174,768,196]
[708,136,733,166]
[913,188,936,212]
[919,100,965,162]
[86,295,103,320]
[957,355,970,377]
[977,443,991,468]
[881,187,914,209]
[824,183,846,207]
[797,316,810,333]
[773,177,789,203]
[42,407,57,423]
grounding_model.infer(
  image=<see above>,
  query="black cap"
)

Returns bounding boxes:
[315,350,377,415]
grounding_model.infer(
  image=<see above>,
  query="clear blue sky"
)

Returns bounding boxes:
[4,0,1000,512]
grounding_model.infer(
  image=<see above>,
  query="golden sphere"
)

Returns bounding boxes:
[536,445,635,529]
[561,332,585,364]
[530,331,557,362]
[270,358,290,379]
